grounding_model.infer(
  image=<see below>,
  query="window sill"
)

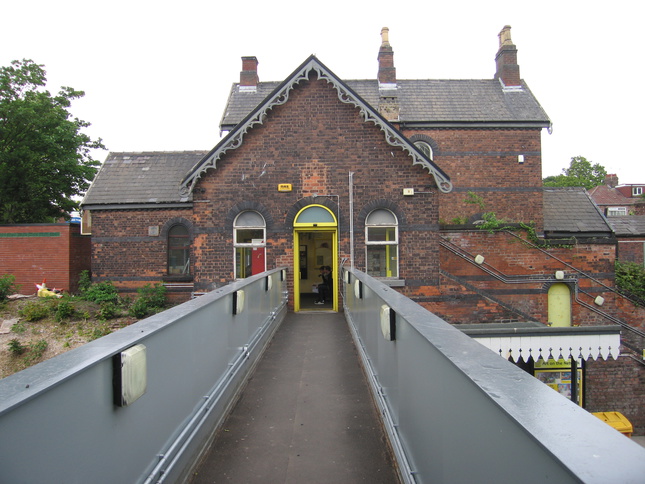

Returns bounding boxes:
[163,274,194,283]
[375,278,405,287]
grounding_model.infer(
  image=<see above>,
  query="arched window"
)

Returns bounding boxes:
[168,225,190,275]
[365,209,398,278]
[414,141,433,161]
[234,211,266,278]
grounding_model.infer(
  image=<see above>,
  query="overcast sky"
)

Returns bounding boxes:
[3,0,643,184]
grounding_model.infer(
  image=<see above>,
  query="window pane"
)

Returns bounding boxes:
[168,225,190,274]
[415,141,433,160]
[168,249,189,274]
[235,246,265,278]
[295,206,335,224]
[366,209,396,225]
[366,245,398,278]
[235,228,264,244]
[235,211,265,227]
[367,226,397,242]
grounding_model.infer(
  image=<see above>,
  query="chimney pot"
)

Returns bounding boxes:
[380,27,390,46]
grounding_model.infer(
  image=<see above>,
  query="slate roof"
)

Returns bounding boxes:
[588,184,640,207]
[82,151,208,207]
[543,187,612,235]
[606,216,645,237]
[220,79,551,130]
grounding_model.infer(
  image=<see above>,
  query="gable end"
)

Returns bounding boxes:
[180,56,452,197]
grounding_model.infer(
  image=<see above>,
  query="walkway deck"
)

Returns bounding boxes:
[190,311,399,483]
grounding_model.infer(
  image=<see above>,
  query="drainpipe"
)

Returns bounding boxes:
[349,172,355,269]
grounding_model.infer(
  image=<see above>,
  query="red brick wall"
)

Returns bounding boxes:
[90,209,194,298]
[585,357,645,436]
[617,239,645,266]
[190,77,441,306]
[400,128,544,231]
[88,77,443,304]
[424,230,618,325]
[0,224,90,294]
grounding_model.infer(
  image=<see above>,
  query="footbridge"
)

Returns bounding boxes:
[1,267,644,483]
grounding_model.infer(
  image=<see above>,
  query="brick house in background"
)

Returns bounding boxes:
[81,27,645,434]
[589,174,645,267]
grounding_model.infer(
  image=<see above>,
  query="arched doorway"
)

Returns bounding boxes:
[293,205,338,312]
[548,283,571,327]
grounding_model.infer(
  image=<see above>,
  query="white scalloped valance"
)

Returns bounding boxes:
[472,332,620,363]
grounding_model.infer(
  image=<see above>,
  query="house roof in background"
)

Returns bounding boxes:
[82,151,207,207]
[220,79,551,130]
[543,187,612,235]
[588,184,645,207]
[606,216,645,236]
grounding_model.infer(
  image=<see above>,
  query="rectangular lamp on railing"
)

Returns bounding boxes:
[113,344,147,407]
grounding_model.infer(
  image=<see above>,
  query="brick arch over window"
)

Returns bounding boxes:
[285,197,339,227]
[161,217,195,278]
[224,201,274,231]
[357,200,406,227]
[408,134,440,158]
[160,217,196,238]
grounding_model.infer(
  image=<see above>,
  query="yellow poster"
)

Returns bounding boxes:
[534,358,583,406]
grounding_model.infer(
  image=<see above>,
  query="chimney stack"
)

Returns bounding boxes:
[377,27,399,121]
[240,56,259,90]
[377,27,396,86]
[605,174,619,188]
[494,25,521,87]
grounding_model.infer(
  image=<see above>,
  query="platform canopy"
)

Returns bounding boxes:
[459,323,621,362]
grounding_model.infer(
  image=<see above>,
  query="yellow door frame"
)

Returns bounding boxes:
[293,205,338,312]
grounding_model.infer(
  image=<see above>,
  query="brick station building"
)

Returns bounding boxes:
[82,27,645,434]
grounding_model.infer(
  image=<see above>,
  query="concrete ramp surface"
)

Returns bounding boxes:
[190,312,399,483]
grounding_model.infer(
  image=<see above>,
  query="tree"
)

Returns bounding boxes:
[0,59,104,223]
[543,156,607,190]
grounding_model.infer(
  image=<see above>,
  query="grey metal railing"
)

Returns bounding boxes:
[342,267,645,484]
[0,268,288,484]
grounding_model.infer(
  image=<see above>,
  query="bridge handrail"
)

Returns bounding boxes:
[342,267,645,484]
[0,268,288,484]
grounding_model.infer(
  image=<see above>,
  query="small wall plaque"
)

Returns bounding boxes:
[278,184,292,192]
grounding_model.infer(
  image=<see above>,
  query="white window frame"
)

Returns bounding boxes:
[632,186,643,196]
[607,207,627,217]
[365,209,399,278]
[234,211,266,279]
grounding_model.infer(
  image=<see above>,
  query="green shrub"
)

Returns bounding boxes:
[25,340,48,364]
[128,284,166,318]
[11,320,27,334]
[99,302,119,320]
[128,297,150,318]
[8,339,27,356]
[0,274,18,301]
[615,261,645,304]
[81,280,119,304]
[54,299,75,322]
[18,301,50,322]
[77,270,92,294]
[138,283,167,309]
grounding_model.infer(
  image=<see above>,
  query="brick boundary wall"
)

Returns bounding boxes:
[0,223,90,294]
